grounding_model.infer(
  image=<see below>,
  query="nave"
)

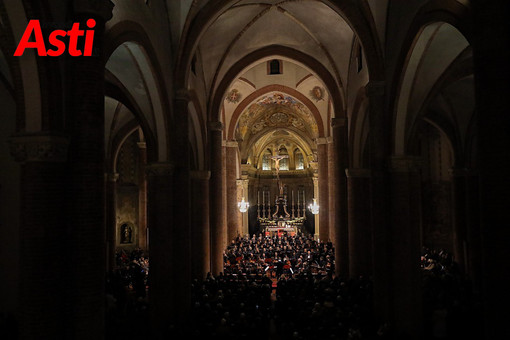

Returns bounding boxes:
[103,233,480,340]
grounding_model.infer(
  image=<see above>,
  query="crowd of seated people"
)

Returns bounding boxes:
[223,233,335,278]
[421,247,482,339]
[105,248,149,339]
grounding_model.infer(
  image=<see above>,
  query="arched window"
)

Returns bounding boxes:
[296,151,304,170]
[268,59,282,75]
[262,152,271,170]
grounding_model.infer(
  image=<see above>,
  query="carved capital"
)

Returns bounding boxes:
[208,121,223,132]
[315,137,328,145]
[146,162,174,177]
[73,0,114,22]
[331,117,347,128]
[345,168,371,178]
[9,134,69,163]
[175,88,192,102]
[389,156,422,173]
[365,81,385,97]
[225,140,239,148]
[106,173,119,182]
[137,142,146,149]
[190,170,211,181]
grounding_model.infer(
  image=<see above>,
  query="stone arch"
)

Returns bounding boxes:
[227,84,325,140]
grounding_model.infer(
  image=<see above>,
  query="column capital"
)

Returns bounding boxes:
[106,173,119,182]
[345,168,371,178]
[365,81,385,97]
[9,134,69,163]
[208,121,223,132]
[175,88,192,102]
[190,170,211,180]
[331,117,347,128]
[73,0,114,21]
[225,140,239,148]
[146,162,175,177]
[315,137,328,145]
[389,156,422,173]
[448,167,477,177]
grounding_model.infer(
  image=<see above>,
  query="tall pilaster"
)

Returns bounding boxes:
[191,170,211,279]
[226,141,240,243]
[366,81,391,326]
[237,178,249,236]
[316,138,329,242]
[105,172,119,272]
[346,168,372,278]
[209,122,226,274]
[10,134,69,339]
[137,142,148,250]
[389,156,423,338]
[331,117,349,277]
[449,168,468,272]
[146,163,174,337]
[312,176,319,239]
[66,2,113,338]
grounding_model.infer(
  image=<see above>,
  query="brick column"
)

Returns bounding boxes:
[146,163,174,336]
[105,172,118,272]
[328,138,336,244]
[366,81,391,326]
[172,92,191,325]
[346,168,372,278]
[209,122,226,274]
[312,176,319,239]
[222,142,228,248]
[10,134,69,339]
[191,170,211,279]
[226,141,239,243]
[472,2,510,337]
[331,118,349,277]
[138,142,148,250]
[316,138,329,242]
[389,156,423,337]
[238,178,249,236]
[66,3,113,337]
[449,168,468,272]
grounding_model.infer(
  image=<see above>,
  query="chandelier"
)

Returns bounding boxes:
[238,197,249,213]
[238,186,249,213]
[308,198,319,215]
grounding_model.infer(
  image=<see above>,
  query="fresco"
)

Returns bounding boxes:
[236,92,318,140]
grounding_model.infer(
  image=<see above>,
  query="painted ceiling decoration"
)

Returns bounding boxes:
[236,92,318,140]
[309,86,325,102]
[225,88,242,103]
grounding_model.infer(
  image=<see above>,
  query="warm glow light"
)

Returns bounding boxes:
[308,198,319,215]
[238,197,249,213]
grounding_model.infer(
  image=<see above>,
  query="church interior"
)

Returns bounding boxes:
[0,0,509,339]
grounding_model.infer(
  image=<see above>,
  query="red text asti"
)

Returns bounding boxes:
[14,19,96,57]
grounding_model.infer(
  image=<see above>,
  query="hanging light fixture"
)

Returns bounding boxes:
[238,186,249,213]
[308,198,319,215]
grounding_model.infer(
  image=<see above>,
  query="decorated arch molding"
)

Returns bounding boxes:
[228,84,325,140]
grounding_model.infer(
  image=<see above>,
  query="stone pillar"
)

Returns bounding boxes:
[346,168,372,278]
[191,171,211,279]
[172,92,191,325]
[222,142,228,248]
[449,168,468,272]
[9,135,69,339]
[331,117,349,277]
[146,163,174,337]
[312,176,319,239]
[66,2,113,337]
[138,142,148,250]
[465,171,482,293]
[316,138,329,242]
[389,156,423,338]
[472,2,510,337]
[366,81,391,326]
[328,138,336,244]
[105,172,119,272]
[209,122,226,275]
[226,141,240,243]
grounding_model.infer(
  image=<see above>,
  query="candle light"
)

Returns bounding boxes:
[262,191,265,205]
[258,190,260,205]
